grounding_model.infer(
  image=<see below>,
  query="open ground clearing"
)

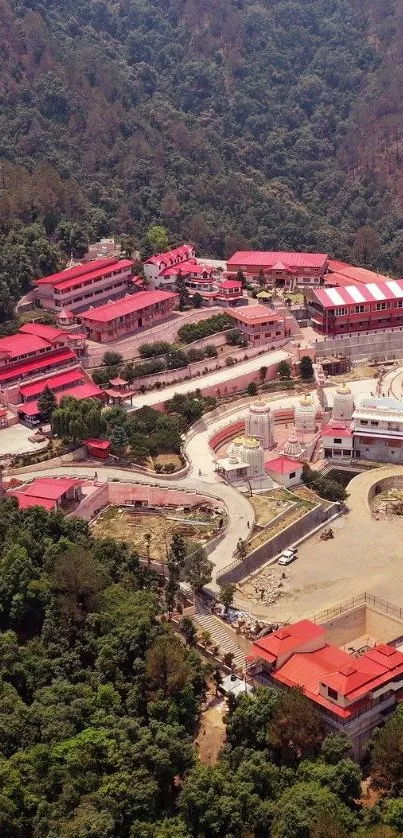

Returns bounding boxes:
[91,506,221,562]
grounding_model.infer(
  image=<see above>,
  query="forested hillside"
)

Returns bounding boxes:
[1,499,403,836]
[1,0,403,304]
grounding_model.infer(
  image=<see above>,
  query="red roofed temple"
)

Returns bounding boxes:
[248,619,403,758]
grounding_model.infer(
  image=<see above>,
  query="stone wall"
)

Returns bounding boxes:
[314,327,403,362]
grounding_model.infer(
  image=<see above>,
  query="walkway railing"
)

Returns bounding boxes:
[311,592,403,624]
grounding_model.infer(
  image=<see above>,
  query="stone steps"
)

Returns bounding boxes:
[193,612,246,670]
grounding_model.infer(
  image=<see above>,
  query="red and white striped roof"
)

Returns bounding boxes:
[312,279,403,309]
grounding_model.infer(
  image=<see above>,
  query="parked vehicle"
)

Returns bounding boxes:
[278,547,298,566]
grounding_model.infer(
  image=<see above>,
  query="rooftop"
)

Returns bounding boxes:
[20,369,85,399]
[0,348,77,385]
[265,455,302,474]
[54,259,134,294]
[227,251,328,269]
[160,259,214,277]
[34,257,119,287]
[144,244,194,268]
[19,323,66,341]
[355,396,403,414]
[80,290,178,324]
[0,332,51,358]
[325,259,391,287]
[311,279,403,309]
[321,422,352,438]
[230,305,284,326]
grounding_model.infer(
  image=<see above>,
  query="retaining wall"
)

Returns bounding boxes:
[9,446,87,475]
[216,502,338,585]
[314,327,403,363]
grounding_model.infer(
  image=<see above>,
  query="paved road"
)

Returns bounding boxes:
[125,348,290,409]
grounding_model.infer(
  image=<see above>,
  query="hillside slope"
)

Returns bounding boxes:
[0,0,403,308]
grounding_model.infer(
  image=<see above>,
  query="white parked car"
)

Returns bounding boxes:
[278,548,298,566]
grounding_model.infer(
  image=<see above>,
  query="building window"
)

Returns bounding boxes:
[333,438,342,444]
[354,305,365,313]
[371,421,379,426]
[335,307,348,316]
[360,420,368,425]
[376,301,388,310]
[289,471,295,478]
[328,687,338,701]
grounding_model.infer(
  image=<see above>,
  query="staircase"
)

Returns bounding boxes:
[193,609,246,671]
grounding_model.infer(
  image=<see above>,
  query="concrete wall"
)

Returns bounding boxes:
[70,484,109,521]
[216,503,338,585]
[9,446,87,475]
[321,606,366,647]
[314,327,403,363]
[367,473,403,506]
[366,608,403,643]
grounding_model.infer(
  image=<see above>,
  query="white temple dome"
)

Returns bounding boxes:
[245,401,275,448]
[284,430,303,458]
[295,394,316,433]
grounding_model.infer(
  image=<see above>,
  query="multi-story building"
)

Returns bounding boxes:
[247,619,403,759]
[79,289,178,343]
[352,397,403,463]
[229,305,286,346]
[34,257,135,314]
[307,280,403,336]
[143,245,195,285]
[226,251,328,290]
[322,421,354,459]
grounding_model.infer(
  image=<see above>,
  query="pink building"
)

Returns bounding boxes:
[79,290,179,343]
[229,305,286,346]
[34,258,135,314]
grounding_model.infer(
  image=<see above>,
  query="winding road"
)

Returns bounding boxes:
[10,376,377,583]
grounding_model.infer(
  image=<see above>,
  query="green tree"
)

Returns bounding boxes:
[219,583,236,612]
[247,381,258,396]
[175,272,190,310]
[192,292,203,308]
[38,385,57,419]
[278,360,292,379]
[146,225,170,255]
[102,351,123,367]
[145,635,190,700]
[299,355,314,380]
[179,616,197,647]
[268,687,325,766]
[371,704,403,791]
[183,546,213,592]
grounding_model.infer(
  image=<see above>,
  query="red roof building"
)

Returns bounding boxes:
[227,251,328,290]
[79,290,178,343]
[8,478,83,511]
[33,258,135,314]
[322,421,354,460]
[325,259,391,288]
[229,306,286,346]
[248,619,403,759]
[143,245,195,285]
[85,439,111,459]
[307,279,403,336]
[264,455,303,487]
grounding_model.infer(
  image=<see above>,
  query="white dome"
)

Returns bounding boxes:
[284,430,303,458]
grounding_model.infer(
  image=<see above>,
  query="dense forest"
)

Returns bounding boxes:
[2,0,403,315]
[0,498,403,836]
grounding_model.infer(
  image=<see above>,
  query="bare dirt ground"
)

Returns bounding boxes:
[195,696,227,765]
[91,506,220,562]
[234,467,403,623]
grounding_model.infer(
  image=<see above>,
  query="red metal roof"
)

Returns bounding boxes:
[0,348,77,385]
[326,259,391,287]
[145,244,194,268]
[109,377,127,386]
[84,439,111,450]
[160,260,214,277]
[251,620,325,662]
[0,333,51,358]
[80,290,178,324]
[54,259,134,293]
[219,280,242,290]
[20,369,84,399]
[265,455,302,474]
[19,323,65,342]
[321,422,352,439]
[22,477,81,500]
[311,279,403,310]
[227,251,328,269]
[8,492,57,511]
[59,382,103,401]
[34,257,119,287]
